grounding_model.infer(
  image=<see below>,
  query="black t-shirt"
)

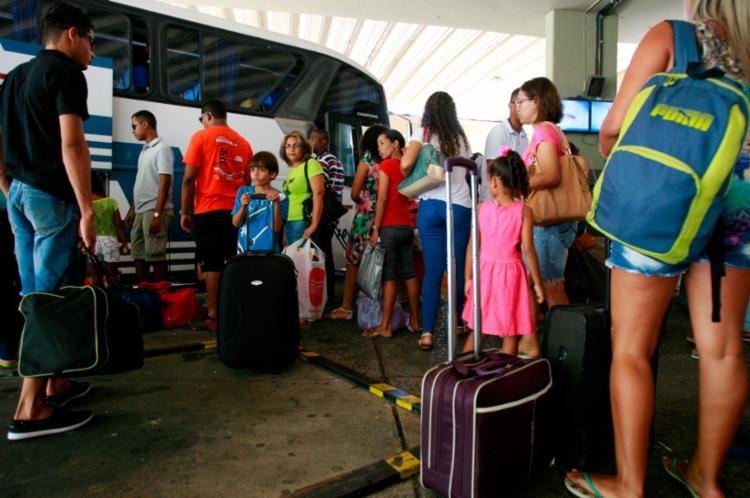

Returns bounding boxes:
[0,49,89,201]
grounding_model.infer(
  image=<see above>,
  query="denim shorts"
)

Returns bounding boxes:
[608,240,750,277]
[379,225,415,281]
[533,222,577,281]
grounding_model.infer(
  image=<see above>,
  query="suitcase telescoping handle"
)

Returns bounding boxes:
[444,156,481,362]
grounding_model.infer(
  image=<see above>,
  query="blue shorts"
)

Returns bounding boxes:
[609,151,750,276]
[534,221,578,281]
[607,240,750,277]
[533,222,577,281]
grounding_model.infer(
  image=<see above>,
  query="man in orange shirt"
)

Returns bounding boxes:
[180,100,253,331]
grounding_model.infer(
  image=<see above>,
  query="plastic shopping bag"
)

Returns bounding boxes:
[283,238,327,320]
[357,244,384,300]
[356,291,410,331]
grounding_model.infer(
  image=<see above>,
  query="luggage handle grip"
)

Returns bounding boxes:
[443,156,477,174]
[453,355,524,378]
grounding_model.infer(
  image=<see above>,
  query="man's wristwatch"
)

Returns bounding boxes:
[153,211,160,218]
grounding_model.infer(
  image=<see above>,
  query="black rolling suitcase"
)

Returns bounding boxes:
[542,301,613,469]
[217,195,299,370]
[420,157,554,497]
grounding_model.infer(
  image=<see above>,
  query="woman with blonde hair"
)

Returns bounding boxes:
[564,1,750,497]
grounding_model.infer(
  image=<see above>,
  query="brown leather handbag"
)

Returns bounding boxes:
[527,124,592,226]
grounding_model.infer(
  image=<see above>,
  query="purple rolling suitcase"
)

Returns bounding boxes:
[420,157,554,497]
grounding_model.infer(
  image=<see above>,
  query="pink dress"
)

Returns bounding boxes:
[461,201,533,336]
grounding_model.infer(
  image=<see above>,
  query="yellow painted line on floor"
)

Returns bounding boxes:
[385,450,421,479]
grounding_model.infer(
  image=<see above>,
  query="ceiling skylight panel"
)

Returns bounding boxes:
[195,5,224,19]
[266,11,291,36]
[299,14,324,44]
[383,25,453,96]
[232,9,261,28]
[326,17,359,54]
[368,22,420,79]
[397,29,488,104]
[349,20,389,66]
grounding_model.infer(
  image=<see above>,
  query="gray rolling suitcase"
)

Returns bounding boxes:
[420,157,554,497]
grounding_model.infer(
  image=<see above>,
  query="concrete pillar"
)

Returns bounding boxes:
[545,9,618,99]
[544,9,618,169]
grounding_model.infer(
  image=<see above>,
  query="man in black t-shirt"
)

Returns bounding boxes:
[0,2,97,441]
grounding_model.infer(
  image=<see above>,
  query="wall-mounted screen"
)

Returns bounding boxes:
[558,99,591,133]
[590,100,614,132]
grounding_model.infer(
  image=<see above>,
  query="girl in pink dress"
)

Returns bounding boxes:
[461,147,545,355]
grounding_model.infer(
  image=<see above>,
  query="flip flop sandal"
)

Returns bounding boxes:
[362,328,392,338]
[662,457,700,498]
[563,472,603,498]
[417,332,433,350]
[326,307,354,320]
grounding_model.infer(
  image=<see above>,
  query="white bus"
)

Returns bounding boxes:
[0,0,390,279]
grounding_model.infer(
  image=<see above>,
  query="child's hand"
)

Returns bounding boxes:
[266,191,280,203]
[240,193,251,206]
[533,284,545,304]
[120,242,130,255]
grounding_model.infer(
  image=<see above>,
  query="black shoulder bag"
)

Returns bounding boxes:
[302,159,347,227]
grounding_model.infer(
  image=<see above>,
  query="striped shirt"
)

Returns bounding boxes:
[314,149,345,198]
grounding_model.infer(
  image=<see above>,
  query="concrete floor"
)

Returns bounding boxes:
[1,288,749,497]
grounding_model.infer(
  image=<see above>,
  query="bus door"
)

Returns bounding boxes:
[326,112,386,270]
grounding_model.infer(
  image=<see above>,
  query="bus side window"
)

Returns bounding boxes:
[203,34,300,114]
[165,24,200,102]
[0,0,40,43]
[84,7,130,91]
[131,17,149,95]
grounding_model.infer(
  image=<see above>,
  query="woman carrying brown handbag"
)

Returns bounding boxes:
[515,77,577,357]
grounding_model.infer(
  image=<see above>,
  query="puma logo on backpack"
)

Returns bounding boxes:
[587,20,750,266]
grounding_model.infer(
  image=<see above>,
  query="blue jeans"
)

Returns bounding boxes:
[284,219,307,248]
[533,222,578,282]
[417,199,471,333]
[7,181,80,294]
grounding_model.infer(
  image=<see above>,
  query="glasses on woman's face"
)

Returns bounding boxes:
[284,143,302,150]
[514,96,533,107]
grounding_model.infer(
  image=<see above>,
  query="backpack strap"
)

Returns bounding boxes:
[670,20,700,71]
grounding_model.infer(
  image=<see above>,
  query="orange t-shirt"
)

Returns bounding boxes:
[183,125,253,214]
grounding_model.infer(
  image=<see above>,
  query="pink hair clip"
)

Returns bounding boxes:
[498,145,512,157]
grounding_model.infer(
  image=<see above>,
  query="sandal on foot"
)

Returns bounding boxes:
[362,328,392,338]
[406,323,422,334]
[325,307,353,320]
[563,472,603,498]
[662,457,700,498]
[417,332,433,350]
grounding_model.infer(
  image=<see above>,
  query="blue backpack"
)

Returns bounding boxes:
[587,20,749,269]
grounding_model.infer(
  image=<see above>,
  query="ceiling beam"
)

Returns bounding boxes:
[399,30,484,104]
[364,21,395,68]
[319,16,331,46]
[378,25,426,84]
[290,12,299,38]
[257,9,266,30]
[343,18,365,58]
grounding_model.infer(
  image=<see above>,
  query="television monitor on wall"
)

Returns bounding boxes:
[590,100,614,132]
[558,99,591,133]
